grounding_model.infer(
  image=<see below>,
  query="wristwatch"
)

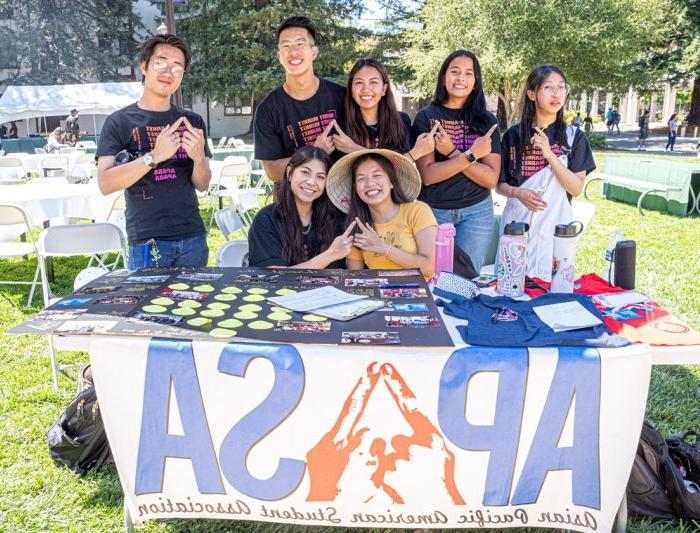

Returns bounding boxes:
[143,153,157,168]
[464,149,476,163]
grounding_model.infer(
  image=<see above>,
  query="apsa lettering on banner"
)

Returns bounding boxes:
[132,339,600,509]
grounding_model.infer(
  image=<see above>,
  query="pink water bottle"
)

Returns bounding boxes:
[496,221,529,297]
[434,223,456,277]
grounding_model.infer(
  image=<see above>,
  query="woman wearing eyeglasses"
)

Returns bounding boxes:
[496,64,595,280]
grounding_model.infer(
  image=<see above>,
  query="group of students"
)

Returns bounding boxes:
[248,16,595,279]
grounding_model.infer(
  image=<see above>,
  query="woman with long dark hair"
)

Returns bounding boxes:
[248,145,354,268]
[665,113,678,152]
[330,58,436,159]
[411,50,500,271]
[497,64,595,279]
[326,149,437,278]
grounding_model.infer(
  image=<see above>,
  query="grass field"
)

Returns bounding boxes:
[0,151,698,532]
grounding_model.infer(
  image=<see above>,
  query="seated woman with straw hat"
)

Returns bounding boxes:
[327,148,437,278]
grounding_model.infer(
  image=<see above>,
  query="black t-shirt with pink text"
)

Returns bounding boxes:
[411,104,501,210]
[96,103,211,243]
[253,78,346,162]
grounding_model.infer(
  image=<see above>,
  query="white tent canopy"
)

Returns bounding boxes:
[0,82,142,123]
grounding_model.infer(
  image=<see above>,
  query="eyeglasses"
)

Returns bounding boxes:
[152,59,185,78]
[278,40,313,53]
[540,84,570,96]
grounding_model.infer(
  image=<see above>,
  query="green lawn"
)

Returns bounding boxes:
[0,151,699,532]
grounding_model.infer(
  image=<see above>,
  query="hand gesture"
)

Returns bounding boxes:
[469,123,498,160]
[531,126,554,160]
[325,221,356,261]
[411,122,438,160]
[434,121,455,156]
[181,117,206,163]
[313,120,336,155]
[353,218,386,255]
[152,117,184,164]
[330,121,362,154]
[515,188,547,211]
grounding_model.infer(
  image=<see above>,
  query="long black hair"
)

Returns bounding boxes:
[431,50,491,134]
[346,153,411,228]
[344,58,409,153]
[518,65,569,153]
[273,146,340,265]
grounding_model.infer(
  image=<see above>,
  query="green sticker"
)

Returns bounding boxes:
[268,311,292,321]
[201,309,225,318]
[248,288,269,295]
[187,317,212,327]
[178,300,202,308]
[169,283,190,290]
[303,314,327,322]
[207,302,231,310]
[214,293,237,301]
[210,328,238,338]
[218,318,243,328]
[275,288,297,296]
[193,284,215,292]
[243,294,265,302]
[233,311,257,320]
[248,320,273,330]
[221,286,243,294]
[151,297,174,306]
[270,306,290,313]
[142,305,166,313]
[171,307,196,316]
[239,303,262,312]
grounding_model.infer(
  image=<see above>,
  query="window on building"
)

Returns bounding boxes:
[224,96,252,116]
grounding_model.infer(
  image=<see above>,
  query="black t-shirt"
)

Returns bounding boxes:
[0,125,7,138]
[411,104,501,210]
[66,115,79,133]
[365,111,411,152]
[8,125,17,138]
[499,123,596,188]
[248,204,345,268]
[253,78,346,162]
[96,103,212,243]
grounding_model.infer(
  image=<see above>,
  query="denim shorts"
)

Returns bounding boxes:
[128,234,209,270]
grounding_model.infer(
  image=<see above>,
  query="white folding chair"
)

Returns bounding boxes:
[231,138,245,148]
[214,207,247,239]
[34,147,47,155]
[0,205,41,306]
[47,265,110,390]
[208,162,252,226]
[225,137,237,149]
[216,240,249,267]
[37,223,126,306]
[41,156,69,178]
[97,193,127,269]
[59,147,76,154]
[0,157,28,184]
[69,153,96,183]
[234,190,261,227]
[216,137,227,149]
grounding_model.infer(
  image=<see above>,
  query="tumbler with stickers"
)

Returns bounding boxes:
[434,223,456,278]
[496,221,529,297]
[551,221,584,293]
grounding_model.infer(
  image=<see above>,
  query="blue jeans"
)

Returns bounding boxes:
[128,234,209,270]
[432,195,494,272]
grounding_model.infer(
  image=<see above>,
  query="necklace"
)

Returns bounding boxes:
[302,221,312,235]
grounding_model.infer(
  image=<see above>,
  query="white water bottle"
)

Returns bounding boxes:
[551,221,584,293]
[605,229,624,285]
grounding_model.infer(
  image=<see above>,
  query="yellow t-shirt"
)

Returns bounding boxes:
[348,201,437,272]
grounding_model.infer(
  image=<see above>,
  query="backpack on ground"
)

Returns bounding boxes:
[626,422,700,521]
[46,365,112,475]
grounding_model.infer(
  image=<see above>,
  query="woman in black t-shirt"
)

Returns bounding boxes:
[331,58,435,161]
[248,146,352,268]
[411,50,501,271]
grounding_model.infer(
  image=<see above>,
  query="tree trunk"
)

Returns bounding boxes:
[687,77,700,126]
[497,96,507,132]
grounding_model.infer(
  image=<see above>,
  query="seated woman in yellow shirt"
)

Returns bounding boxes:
[327,149,437,278]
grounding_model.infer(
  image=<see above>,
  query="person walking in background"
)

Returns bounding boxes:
[636,109,650,151]
[583,112,593,133]
[613,108,621,135]
[571,112,582,129]
[665,113,678,152]
[605,107,614,133]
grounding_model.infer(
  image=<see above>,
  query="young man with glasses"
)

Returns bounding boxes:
[96,34,212,269]
[254,16,346,182]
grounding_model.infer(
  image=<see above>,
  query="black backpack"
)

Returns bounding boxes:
[627,422,700,521]
[46,366,111,475]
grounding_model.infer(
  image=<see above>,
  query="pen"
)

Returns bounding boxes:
[381,283,419,288]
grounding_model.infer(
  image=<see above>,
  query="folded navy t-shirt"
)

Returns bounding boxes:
[438,292,628,348]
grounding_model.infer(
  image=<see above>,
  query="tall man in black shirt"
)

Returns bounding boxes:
[254,16,346,182]
[97,34,212,269]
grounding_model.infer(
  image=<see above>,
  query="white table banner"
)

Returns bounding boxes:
[90,337,652,532]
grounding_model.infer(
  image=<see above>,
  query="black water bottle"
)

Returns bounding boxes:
[614,240,636,290]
